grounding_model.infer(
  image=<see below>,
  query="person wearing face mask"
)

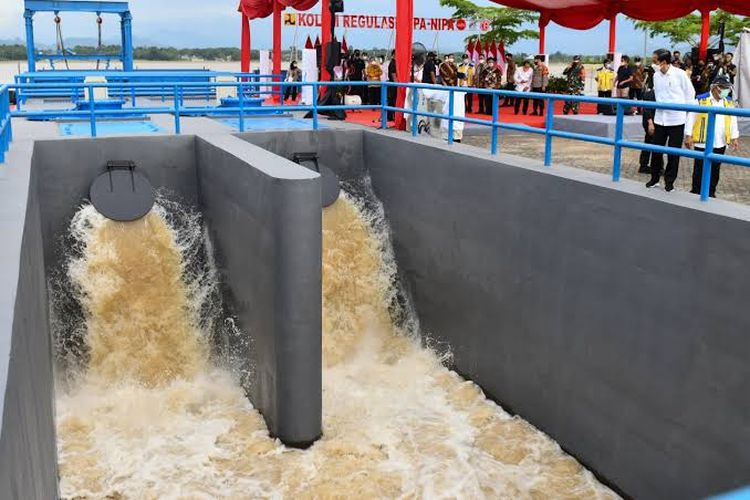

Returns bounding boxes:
[513,60,533,115]
[474,55,488,113]
[692,59,708,93]
[284,61,302,102]
[684,74,740,198]
[530,55,549,116]
[439,54,459,87]
[595,59,615,114]
[502,53,516,108]
[631,56,646,112]
[479,57,502,115]
[563,55,586,115]
[647,48,695,192]
[423,52,438,85]
[457,54,475,113]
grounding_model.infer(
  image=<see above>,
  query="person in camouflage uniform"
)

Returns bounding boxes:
[563,55,586,115]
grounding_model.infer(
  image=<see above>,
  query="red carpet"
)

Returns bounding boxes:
[344,96,598,130]
[273,94,597,130]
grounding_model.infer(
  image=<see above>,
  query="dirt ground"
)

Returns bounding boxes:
[463,133,750,206]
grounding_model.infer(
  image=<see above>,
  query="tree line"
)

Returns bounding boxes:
[0,44,260,62]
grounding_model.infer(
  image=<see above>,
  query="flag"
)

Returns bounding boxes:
[304,35,314,50]
[466,38,475,61]
[497,40,507,74]
[490,39,498,61]
[341,36,349,54]
[314,35,321,48]
[473,39,483,64]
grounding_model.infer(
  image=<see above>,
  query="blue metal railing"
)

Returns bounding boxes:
[3,78,750,203]
[14,71,284,104]
[0,85,12,164]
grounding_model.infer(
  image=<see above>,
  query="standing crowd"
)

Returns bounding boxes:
[596,48,740,196]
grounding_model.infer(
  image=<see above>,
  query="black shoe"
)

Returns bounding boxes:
[665,184,675,192]
[689,189,699,195]
[646,179,659,188]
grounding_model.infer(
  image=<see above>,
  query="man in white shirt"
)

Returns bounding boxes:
[647,48,696,192]
[684,74,740,198]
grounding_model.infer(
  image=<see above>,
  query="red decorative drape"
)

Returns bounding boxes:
[279,0,318,9]
[394,0,413,130]
[238,0,274,20]
[241,14,251,73]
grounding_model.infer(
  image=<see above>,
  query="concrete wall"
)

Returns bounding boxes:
[0,142,59,499]
[196,135,321,446]
[31,136,199,272]
[362,131,750,499]
[244,128,750,499]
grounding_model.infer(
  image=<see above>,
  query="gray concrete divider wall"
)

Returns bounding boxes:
[0,143,59,500]
[196,135,321,446]
[242,128,750,499]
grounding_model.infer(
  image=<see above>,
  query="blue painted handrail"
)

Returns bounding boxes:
[3,78,750,203]
[0,85,11,164]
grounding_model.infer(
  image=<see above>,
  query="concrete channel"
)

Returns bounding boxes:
[1,127,749,499]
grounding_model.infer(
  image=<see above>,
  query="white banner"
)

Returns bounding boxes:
[300,48,318,105]
[736,28,750,109]
[258,50,273,99]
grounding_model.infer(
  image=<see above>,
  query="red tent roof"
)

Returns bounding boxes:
[490,0,750,30]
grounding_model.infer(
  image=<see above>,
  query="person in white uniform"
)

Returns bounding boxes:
[684,74,740,198]
[647,48,696,192]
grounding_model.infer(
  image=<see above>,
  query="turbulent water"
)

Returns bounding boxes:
[55,192,617,499]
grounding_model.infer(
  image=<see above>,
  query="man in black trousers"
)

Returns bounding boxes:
[646,49,695,192]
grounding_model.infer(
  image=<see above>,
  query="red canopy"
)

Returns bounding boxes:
[490,0,750,30]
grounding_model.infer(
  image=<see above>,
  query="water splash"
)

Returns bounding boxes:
[55,193,618,499]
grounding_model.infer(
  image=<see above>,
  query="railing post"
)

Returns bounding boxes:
[411,87,418,137]
[238,82,245,133]
[5,88,11,144]
[131,84,136,107]
[380,83,388,129]
[0,88,6,163]
[173,85,181,135]
[447,89,455,144]
[491,93,499,155]
[544,97,555,166]
[88,84,97,137]
[612,102,624,181]
[312,84,319,130]
[700,111,717,202]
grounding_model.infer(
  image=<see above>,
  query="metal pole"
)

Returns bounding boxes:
[312,84,319,130]
[612,103,624,181]
[447,89,455,144]
[700,111,717,201]
[411,88,418,137]
[491,93,499,155]
[238,82,245,132]
[380,83,388,129]
[122,12,134,71]
[174,85,181,135]
[544,97,555,166]
[88,85,97,137]
[24,10,36,72]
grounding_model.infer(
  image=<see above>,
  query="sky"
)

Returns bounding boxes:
[0,0,675,55]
